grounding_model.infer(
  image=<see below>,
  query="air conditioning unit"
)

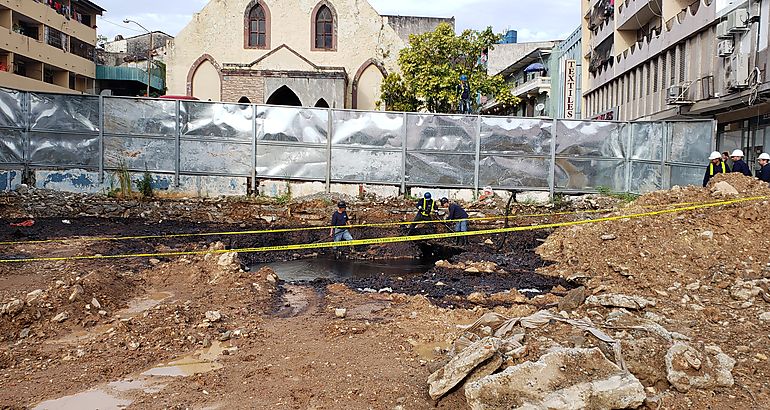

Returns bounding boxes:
[724,53,750,90]
[727,9,749,33]
[716,21,732,39]
[667,85,689,104]
[717,39,735,57]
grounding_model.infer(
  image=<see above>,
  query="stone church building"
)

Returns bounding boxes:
[166,0,453,109]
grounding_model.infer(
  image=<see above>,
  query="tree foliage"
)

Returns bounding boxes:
[379,23,519,113]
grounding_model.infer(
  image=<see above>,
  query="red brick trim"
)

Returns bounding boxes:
[351,59,387,109]
[186,54,223,97]
[243,0,271,50]
[310,0,337,52]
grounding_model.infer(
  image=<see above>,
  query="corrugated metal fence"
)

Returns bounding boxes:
[0,87,715,194]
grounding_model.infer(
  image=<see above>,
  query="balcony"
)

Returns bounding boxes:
[511,76,551,98]
[0,0,99,43]
[96,65,165,91]
[591,16,615,47]
[617,0,662,31]
[3,29,95,77]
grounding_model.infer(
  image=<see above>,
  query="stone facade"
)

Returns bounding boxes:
[166,0,453,109]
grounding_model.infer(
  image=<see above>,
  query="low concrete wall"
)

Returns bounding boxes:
[0,170,22,191]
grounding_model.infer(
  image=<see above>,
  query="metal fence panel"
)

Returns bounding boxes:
[331,149,402,182]
[670,165,704,187]
[332,110,404,148]
[0,88,25,128]
[669,122,713,164]
[555,120,625,158]
[406,153,475,186]
[257,106,328,143]
[478,156,550,188]
[104,136,176,172]
[555,159,626,191]
[407,114,476,152]
[29,93,99,132]
[180,141,252,175]
[104,98,176,136]
[0,129,24,163]
[182,101,254,141]
[28,132,99,167]
[256,145,327,179]
[630,122,664,161]
[479,117,551,154]
[629,162,663,193]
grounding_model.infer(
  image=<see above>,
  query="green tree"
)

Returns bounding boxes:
[379,23,519,113]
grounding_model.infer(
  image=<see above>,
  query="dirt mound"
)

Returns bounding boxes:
[533,174,770,408]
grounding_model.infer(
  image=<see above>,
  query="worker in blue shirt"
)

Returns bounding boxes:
[757,153,770,184]
[330,201,352,242]
[729,149,752,177]
[407,193,439,236]
[440,197,469,245]
[703,151,730,187]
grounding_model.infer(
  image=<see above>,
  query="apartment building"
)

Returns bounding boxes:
[582,0,770,164]
[0,0,104,94]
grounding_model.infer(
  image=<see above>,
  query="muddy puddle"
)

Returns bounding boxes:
[32,342,229,409]
[260,257,434,282]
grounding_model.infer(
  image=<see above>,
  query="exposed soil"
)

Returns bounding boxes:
[6,177,765,410]
[0,189,580,409]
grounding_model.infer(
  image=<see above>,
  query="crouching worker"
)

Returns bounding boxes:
[440,197,469,245]
[407,192,439,236]
[331,201,353,258]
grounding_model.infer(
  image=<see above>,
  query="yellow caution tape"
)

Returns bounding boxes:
[0,197,742,247]
[0,195,764,264]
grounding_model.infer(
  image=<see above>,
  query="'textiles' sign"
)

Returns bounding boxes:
[563,60,577,119]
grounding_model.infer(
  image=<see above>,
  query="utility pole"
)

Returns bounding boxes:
[123,19,152,97]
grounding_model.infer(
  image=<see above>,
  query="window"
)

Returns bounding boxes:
[315,5,334,50]
[248,5,266,47]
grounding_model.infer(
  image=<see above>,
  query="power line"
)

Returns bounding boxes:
[99,17,144,33]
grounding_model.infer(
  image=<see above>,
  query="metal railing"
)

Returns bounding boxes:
[0,87,715,195]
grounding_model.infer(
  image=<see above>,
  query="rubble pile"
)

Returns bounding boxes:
[428,174,770,409]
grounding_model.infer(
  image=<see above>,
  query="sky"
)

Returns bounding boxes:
[95,0,580,43]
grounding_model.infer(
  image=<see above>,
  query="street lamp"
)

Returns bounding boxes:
[123,19,153,97]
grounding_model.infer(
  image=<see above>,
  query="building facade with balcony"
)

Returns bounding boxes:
[484,41,560,117]
[97,31,173,96]
[165,0,452,108]
[581,0,770,165]
[0,0,103,94]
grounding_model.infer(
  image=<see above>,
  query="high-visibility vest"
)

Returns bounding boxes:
[709,162,726,176]
[420,198,434,217]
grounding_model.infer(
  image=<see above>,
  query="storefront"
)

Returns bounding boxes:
[717,114,770,173]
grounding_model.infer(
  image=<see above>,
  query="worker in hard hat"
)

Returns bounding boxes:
[757,153,770,184]
[729,149,752,177]
[407,192,439,236]
[703,151,730,187]
[440,197,469,245]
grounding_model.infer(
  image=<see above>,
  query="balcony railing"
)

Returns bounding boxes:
[510,76,551,97]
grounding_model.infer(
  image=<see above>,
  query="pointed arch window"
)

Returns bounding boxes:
[244,1,270,49]
[314,5,334,50]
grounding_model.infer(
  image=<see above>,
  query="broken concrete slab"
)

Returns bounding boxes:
[428,336,501,400]
[665,342,735,392]
[464,347,645,410]
[586,294,656,310]
[712,181,739,196]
